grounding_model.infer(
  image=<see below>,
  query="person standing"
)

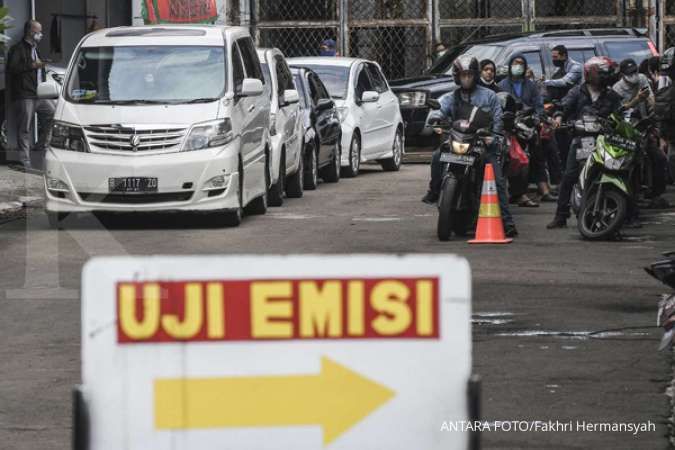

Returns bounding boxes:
[319,39,337,57]
[7,20,55,170]
[478,59,500,92]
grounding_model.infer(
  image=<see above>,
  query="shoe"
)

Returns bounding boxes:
[518,198,540,208]
[547,217,567,229]
[539,193,558,202]
[505,224,519,238]
[422,191,439,205]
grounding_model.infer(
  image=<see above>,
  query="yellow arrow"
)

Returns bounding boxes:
[154,357,395,445]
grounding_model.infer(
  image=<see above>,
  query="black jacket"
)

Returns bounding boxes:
[7,40,39,99]
[558,83,623,121]
[478,78,500,93]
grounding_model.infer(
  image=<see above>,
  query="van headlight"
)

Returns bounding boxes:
[452,141,470,155]
[51,122,89,152]
[183,119,234,151]
[397,91,427,108]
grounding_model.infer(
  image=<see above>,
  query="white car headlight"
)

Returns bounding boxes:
[202,174,231,191]
[50,121,89,152]
[183,119,234,152]
[397,91,427,108]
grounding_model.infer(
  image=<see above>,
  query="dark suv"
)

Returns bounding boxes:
[390,28,658,149]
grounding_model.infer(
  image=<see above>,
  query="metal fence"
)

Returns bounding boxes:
[660,0,675,50]
[251,0,635,79]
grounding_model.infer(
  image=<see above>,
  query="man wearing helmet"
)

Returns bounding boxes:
[547,56,624,229]
[422,55,517,237]
[654,47,675,185]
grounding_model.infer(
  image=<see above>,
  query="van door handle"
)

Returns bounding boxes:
[248,105,256,113]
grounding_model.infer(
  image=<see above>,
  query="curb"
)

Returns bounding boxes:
[0,196,44,223]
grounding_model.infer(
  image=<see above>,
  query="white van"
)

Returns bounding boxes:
[40,26,270,228]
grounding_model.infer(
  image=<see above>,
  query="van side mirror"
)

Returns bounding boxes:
[361,91,379,103]
[38,79,60,100]
[240,78,264,97]
[283,89,299,105]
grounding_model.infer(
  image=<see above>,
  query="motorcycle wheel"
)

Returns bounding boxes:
[571,183,582,217]
[437,173,459,242]
[577,186,627,241]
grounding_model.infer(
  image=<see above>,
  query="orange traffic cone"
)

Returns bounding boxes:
[468,163,513,245]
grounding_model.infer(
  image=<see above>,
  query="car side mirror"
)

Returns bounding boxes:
[317,98,335,111]
[283,89,299,105]
[240,78,264,97]
[38,78,60,100]
[361,91,379,103]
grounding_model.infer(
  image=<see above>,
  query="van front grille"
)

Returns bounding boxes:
[78,192,194,204]
[83,125,188,153]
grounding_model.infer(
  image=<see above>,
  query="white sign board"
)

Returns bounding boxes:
[81,255,473,449]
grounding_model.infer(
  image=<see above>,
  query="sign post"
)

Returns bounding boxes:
[79,255,474,449]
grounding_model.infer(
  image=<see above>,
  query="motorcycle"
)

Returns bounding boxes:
[645,252,675,351]
[574,113,643,240]
[431,117,492,241]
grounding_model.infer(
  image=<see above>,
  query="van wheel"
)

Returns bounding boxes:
[303,141,319,190]
[221,161,244,227]
[321,138,341,183]
[245,153,268,216]
[286,147,304,198]
[268,149,285,207]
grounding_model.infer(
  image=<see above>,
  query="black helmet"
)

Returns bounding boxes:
[661,47,675,78]
[452,55,480,91]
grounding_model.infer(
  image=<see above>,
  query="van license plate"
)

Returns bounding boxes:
[440,153,475,165]
[109,177,158,193]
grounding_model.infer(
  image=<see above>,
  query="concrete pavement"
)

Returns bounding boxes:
[0,163,673,449]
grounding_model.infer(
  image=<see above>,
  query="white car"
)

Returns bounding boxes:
[257,48,303,206]
[287,57,404,177]
[39,26,270,228]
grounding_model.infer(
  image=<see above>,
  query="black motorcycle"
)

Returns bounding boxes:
[431,117,493,241]
[645,252,675,350]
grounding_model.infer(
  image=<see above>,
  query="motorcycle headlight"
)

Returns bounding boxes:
[397,91,427,108]
[50,121,89,152]
[452,141,470,155]
[183,119,234,152]
[603,152,625,171]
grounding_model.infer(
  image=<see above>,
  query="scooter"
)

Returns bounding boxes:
[574,114,643,240]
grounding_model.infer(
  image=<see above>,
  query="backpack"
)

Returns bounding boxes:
[654,85,675,124]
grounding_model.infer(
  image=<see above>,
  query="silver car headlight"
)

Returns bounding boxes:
[50,121,89,152]
[397,91,427,108]
[183,119,234,152]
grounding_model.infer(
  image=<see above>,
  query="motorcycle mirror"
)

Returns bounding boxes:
[427,98,441,110]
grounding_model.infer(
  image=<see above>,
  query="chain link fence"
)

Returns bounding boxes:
[253,0,633,80]
[663,0,675,50]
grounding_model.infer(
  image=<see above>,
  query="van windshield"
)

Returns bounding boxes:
[66,46,227,104]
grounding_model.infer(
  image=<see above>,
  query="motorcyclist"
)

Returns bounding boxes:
[613,58,667,207]
[498,55,553,206]
[547,56,624,229]
[422,55,518,237]
[655,48,675,189]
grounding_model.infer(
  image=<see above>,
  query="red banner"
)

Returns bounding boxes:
[117,277,440,343]
[144,0,218,24]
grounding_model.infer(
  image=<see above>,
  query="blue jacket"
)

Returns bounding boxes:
[544,57,583,90]
[438,85,504,135]
[498,54,544,116]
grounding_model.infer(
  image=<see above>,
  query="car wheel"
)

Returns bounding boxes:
[380,129,403,172]
[321,138,341,183]
[303,141,319,190]
[342,133,361,178]
[268,149,285,207]
[221,159,244,227]
[285,147,304,199]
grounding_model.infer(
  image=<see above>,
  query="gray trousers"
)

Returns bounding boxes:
[14,98,55,165]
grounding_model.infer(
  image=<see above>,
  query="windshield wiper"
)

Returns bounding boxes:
[108,99,168,105]
[181,97,220,104]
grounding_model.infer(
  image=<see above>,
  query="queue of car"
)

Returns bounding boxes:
[37,25,405,229]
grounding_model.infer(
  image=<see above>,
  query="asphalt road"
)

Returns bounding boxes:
[0,163,673,449]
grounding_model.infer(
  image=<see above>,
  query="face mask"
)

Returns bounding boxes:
[511,64,525,77]
[553,59,566,68]
[32,32,42,43]
[624,74,639,85]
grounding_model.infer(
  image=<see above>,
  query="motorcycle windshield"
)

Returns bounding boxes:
[450,129,475,144]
